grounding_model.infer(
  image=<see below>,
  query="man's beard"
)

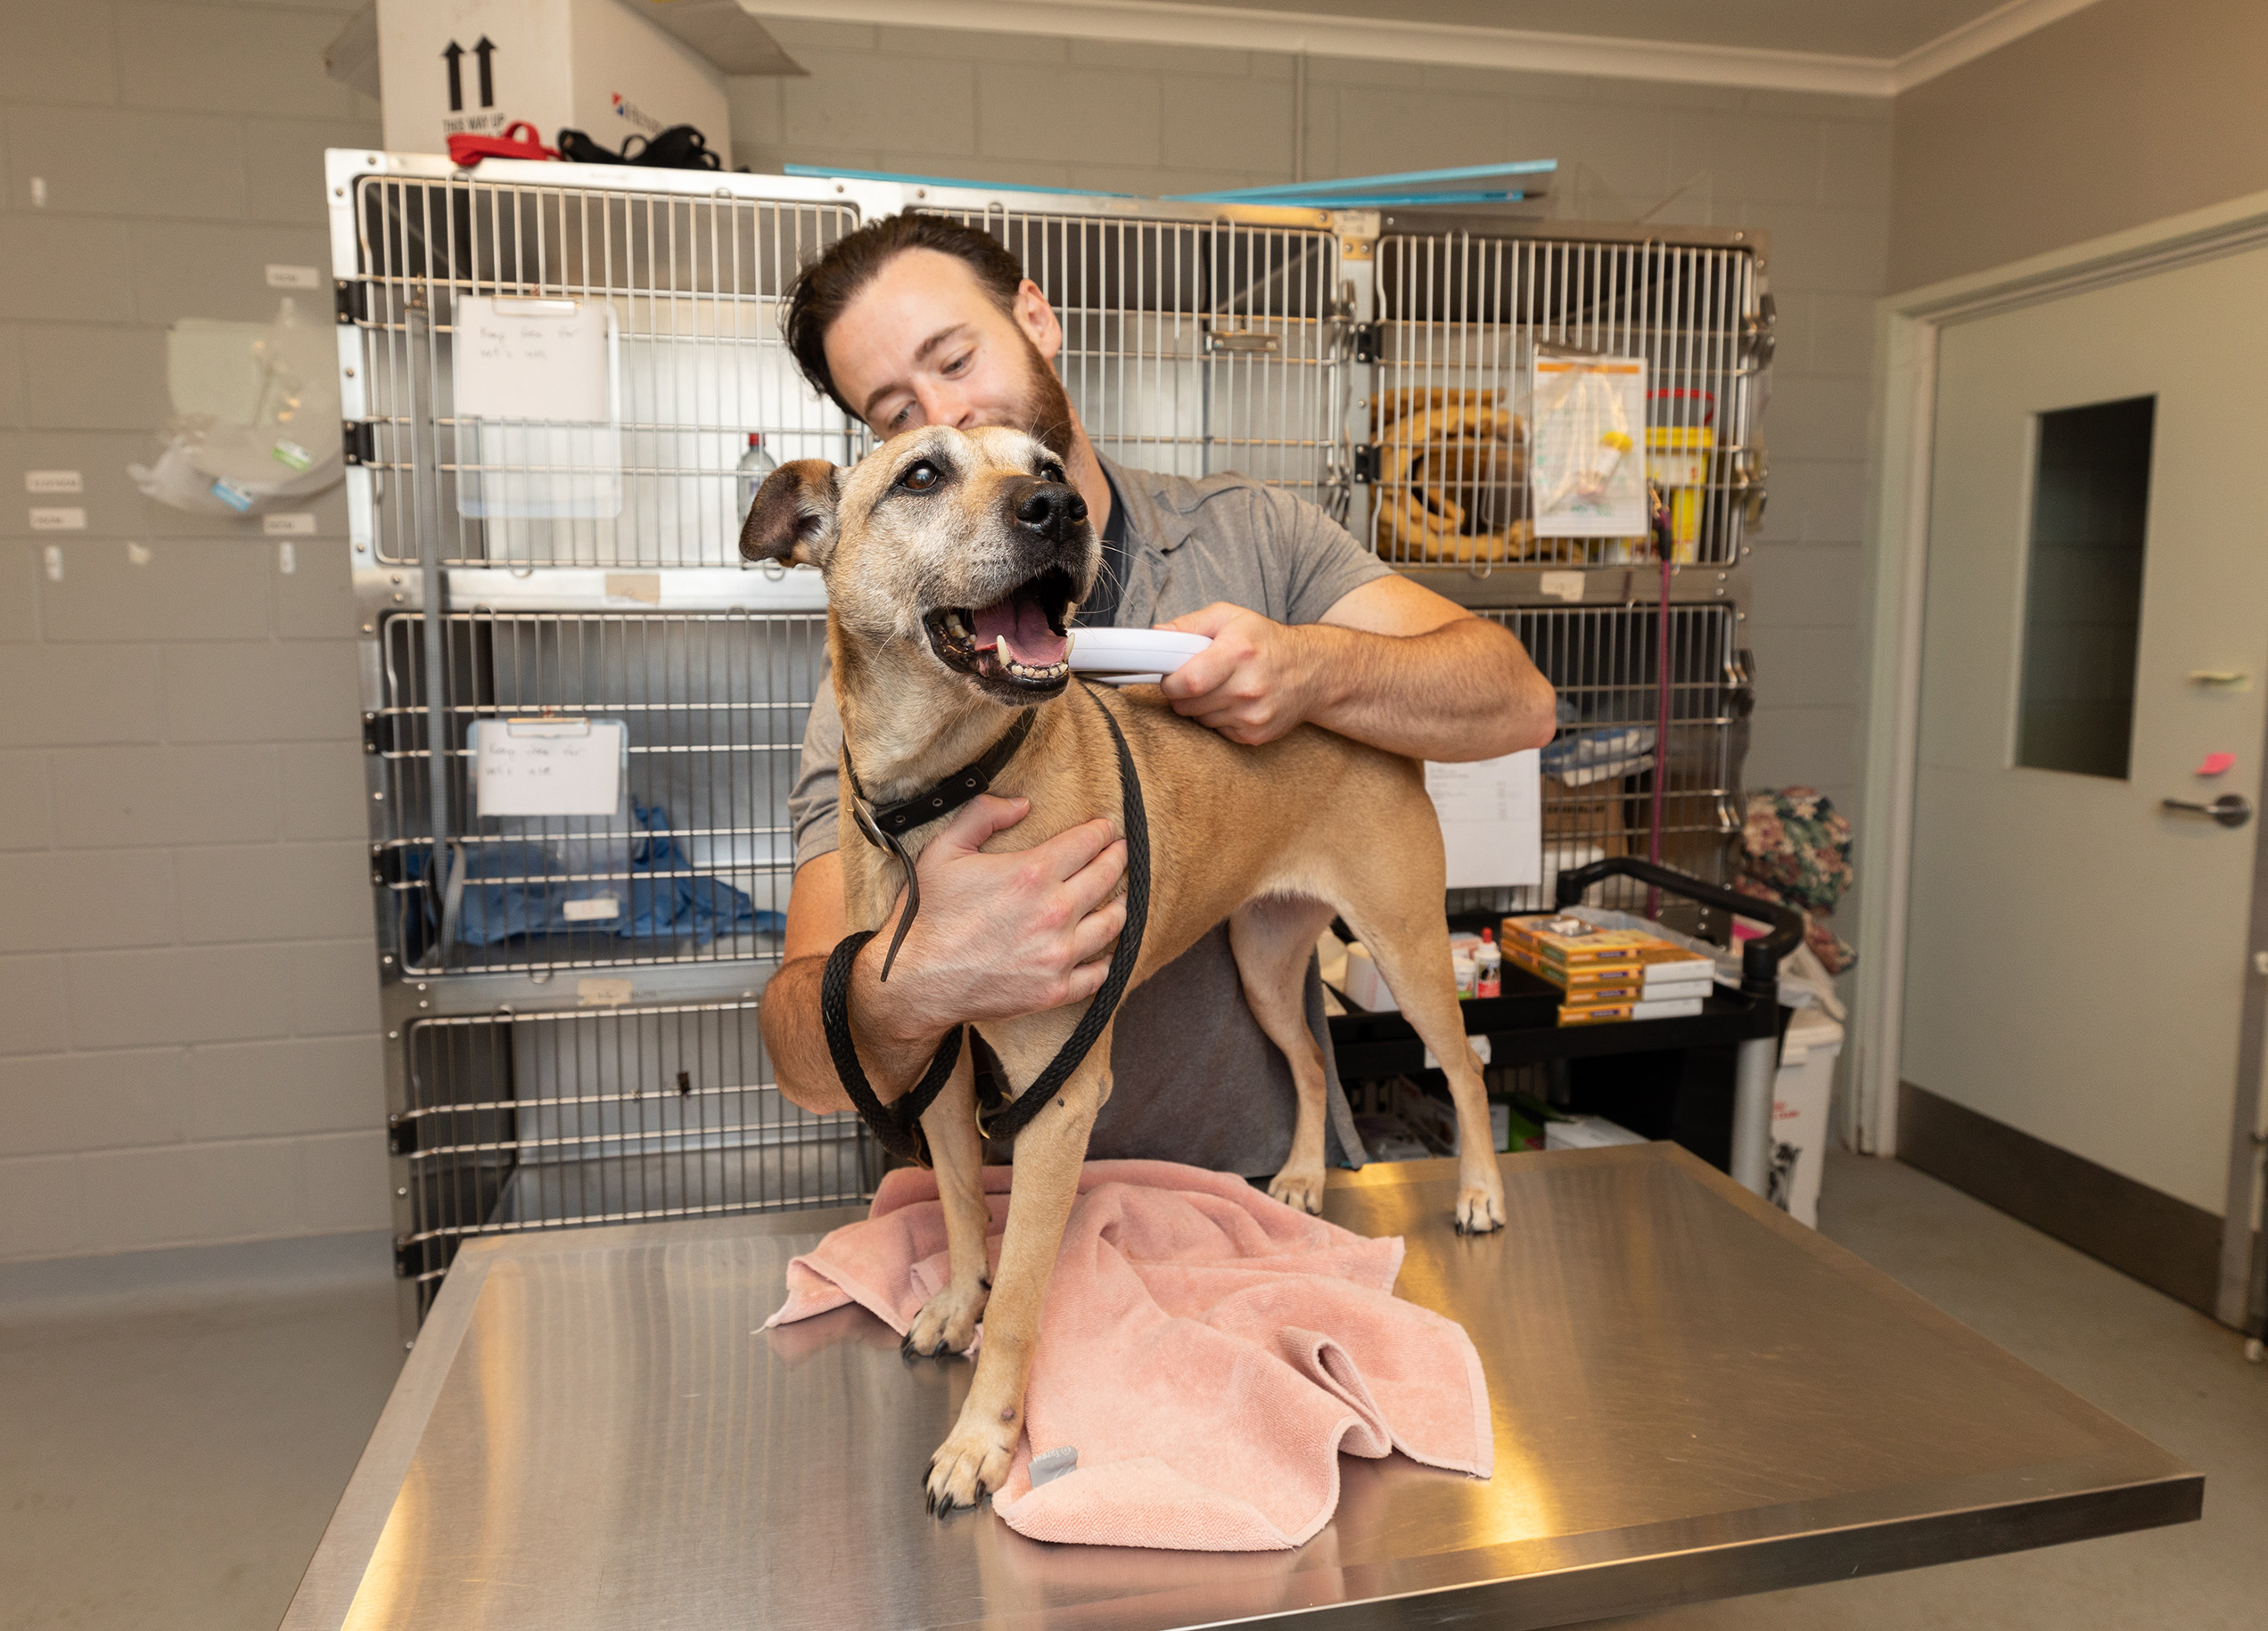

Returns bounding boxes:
[1009,334,1079,463]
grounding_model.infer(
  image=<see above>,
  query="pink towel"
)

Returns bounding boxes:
[766,1159,1492,1550]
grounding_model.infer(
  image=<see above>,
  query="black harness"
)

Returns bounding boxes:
[819,684,1151,1163]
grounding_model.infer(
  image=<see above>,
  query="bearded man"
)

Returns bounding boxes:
[759,214,1556,1174]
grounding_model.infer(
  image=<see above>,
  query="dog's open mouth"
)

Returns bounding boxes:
[924,566,1080,692]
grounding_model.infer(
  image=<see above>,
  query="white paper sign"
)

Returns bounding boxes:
[472,717,625,817]
[1532,353,1649,539]
[452,295,621,523]
[453,296,614,424]
[1425,749,1541,890]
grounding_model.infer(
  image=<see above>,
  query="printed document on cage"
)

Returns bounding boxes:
[1425,749,1541,889]
[1532,352,1648,538]
[472,717,627,817]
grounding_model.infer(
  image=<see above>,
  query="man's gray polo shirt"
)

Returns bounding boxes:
[786,456,1392,1175]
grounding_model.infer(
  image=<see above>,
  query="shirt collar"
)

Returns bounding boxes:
[1097,453,1194,555]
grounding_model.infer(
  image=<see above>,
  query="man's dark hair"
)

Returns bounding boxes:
[781,214,1027,420]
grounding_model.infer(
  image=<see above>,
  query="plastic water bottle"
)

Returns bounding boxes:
[735,433,776,524]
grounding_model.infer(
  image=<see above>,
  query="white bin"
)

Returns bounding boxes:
[1767,1007,1845,1227]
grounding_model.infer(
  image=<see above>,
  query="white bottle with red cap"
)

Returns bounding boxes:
[1475,927,1502,998]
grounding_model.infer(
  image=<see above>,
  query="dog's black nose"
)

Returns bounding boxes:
[1015,482,1086,541]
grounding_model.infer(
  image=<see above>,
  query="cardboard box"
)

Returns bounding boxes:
[1539,773,1629,840]
[377,0,730,158]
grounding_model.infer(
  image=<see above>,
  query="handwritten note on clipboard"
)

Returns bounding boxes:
[453,295,622,520]
[472,717,627,817]
[1424,750,1542,890]
[454,296,614,422]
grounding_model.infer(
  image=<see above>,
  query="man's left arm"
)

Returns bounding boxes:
[1159,574,1557,761]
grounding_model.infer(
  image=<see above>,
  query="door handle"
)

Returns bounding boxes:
[2162,793,2254,828]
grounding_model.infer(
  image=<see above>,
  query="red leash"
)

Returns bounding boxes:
[445,122,557,167]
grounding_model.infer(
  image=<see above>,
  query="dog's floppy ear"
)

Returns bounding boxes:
[739,459,841,568]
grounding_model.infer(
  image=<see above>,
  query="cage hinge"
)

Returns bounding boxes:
[1728,648,1756,718]
[1351,322,1382,364]
[334,277,369,326]
[387,1111,417,1157]
[1352,444,1382,484]
[392,1234,417,1278]
[343,420,377,466]
[362,711,384,756]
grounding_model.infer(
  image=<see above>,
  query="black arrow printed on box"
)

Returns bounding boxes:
[440,38,497,112]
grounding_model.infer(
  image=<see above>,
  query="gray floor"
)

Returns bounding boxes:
[1,1152,2261,1630]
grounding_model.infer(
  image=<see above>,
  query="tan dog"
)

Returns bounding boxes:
[744,424,1504,1514]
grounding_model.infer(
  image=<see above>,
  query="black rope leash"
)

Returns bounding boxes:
[819,684,1150,1161]
[843,709,1036,983]
[819,930,961,1164]
[976,690,1150,1143]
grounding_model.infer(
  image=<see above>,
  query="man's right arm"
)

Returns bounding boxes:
[759,797,1130,1116]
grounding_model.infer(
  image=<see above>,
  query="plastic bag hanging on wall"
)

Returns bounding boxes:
[127,297,344,515]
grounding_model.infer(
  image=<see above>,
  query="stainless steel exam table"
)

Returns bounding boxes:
[282,1143,2199,1629]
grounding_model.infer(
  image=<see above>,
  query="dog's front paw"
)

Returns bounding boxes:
[1267,1167,1327,1216]
[925,1412,1018,1515]
[904,1277,988,1359]
[1453,1165,1506,1234]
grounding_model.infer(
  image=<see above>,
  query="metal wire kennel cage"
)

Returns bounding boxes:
[1364,225,1770,570]
[333,154,1768,1328]
[392,1000,875,1316]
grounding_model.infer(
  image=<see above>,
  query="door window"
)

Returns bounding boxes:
[2015,395,2156,779]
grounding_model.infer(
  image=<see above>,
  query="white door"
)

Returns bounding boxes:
[1903,248,2268,1311]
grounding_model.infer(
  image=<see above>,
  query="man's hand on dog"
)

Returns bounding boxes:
[858,794,1129,1061]
[1155,602,1330,744]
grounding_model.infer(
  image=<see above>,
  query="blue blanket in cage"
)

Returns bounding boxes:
[407,804,785,946]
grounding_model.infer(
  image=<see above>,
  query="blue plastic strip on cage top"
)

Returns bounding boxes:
[1176,188,1532,208]
[782,164,1138,197]
[1164,160,1557,205]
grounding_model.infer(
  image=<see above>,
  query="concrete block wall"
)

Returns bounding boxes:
[0,4,1887,1266]
[730,20,1890,852]
[0,0,388,1264]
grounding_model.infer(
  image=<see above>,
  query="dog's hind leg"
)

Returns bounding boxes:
[1340,895,1507,1234]
[924,1035,1111,1515]
[907,1043,990,1358]
[1229,895,1340,1216]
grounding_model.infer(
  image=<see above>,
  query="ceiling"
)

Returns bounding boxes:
[751,0,2106,94]
[1135,1,2036,62]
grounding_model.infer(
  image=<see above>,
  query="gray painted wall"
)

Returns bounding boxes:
[0,0,388,1263]
[1891,0,2268,291]
[0,4,1886,1263]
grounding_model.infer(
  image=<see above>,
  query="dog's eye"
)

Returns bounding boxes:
[1040,462,1066,485]
[899,461,941,492]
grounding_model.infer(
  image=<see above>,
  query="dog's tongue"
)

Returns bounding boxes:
[974,594,1067,668]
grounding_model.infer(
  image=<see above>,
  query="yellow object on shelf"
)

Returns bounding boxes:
[1644,422,1716,565]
